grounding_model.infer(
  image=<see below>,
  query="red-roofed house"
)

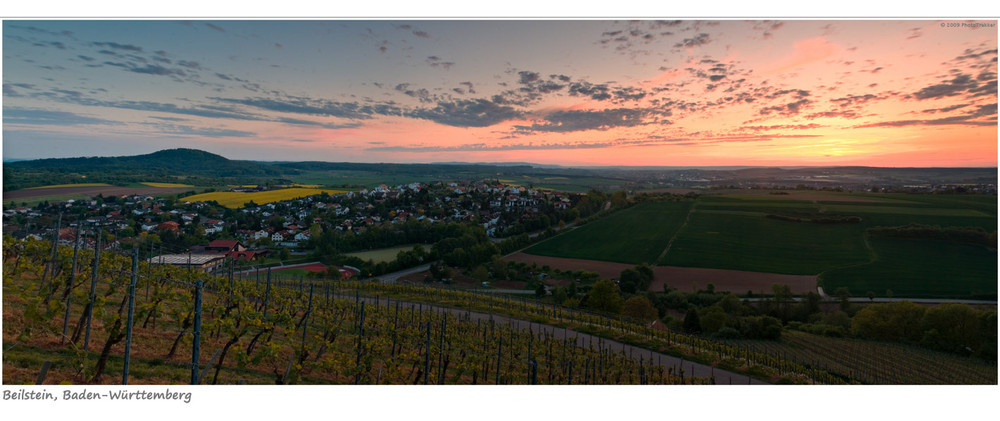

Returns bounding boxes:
[157,221,180,233]
[228,250,268,261]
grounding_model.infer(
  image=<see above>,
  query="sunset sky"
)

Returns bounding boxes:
[2,19,997,167]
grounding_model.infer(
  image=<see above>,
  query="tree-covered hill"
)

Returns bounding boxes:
[3,148,291,190]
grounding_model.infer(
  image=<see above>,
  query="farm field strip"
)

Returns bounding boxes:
[506,252,817,294]
[25,183,112,189]
[716,193,896,203]
[694,209,769,217]
[140,182,194,188]
[4,185,191,203]
[183,187,349,208]
[820,204,992,217]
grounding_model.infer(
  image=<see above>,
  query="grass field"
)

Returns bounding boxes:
[819,236,997,298]
[140,182,194,188]
[524,201,693,264]
[182,188,348,208]
[346,244,432,263]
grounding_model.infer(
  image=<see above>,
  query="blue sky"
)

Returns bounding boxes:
[2,19,997,166]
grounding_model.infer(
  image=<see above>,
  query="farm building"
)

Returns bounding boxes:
[149,253,227,273]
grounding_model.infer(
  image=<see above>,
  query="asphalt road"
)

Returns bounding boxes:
[341,292,767,385]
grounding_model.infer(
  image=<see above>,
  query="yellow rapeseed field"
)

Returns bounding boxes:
[183,188,348,208]
[141,182,194,188]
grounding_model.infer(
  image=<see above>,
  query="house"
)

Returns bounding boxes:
[157,221,180,232]
[228,250,268,261]
[204,240,245,254]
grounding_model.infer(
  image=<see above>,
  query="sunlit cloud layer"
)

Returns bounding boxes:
[2,20,996,166]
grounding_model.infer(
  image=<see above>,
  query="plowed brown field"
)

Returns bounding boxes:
[506,252,817,294]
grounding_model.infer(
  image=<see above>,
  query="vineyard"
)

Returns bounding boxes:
[4,235,723,385]
[722,330,996,384]
[5,235,994,385]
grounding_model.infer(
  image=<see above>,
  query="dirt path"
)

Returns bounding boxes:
[656,201,696,263]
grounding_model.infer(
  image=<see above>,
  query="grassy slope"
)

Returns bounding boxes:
[524,201,693,264]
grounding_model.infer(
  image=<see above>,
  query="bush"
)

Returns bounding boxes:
[715,326,741,339]
[822,325,846,338]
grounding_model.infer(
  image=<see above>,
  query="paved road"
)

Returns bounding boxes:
[816,287,996,305]
[367,263,433,283]
[341,292,766,385]
[476,288,536,294]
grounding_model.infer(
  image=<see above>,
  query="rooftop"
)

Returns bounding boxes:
[149,253,226,265]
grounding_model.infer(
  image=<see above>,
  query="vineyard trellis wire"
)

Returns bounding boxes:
[5,234,727,385]
[9,230,992,385]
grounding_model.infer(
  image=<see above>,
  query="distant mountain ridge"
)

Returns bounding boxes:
[5,148,284,176]
[3,148,289,191]
[5,148,995,193]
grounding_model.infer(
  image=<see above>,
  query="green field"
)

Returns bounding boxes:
[346,244,432,263]
[524,201,693,264]
[290,170,441,188]
[819,236,997,299]
[660,205,870,275]
[522,191,997,297]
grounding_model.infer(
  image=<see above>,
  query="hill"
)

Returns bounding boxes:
[3,149,289,191]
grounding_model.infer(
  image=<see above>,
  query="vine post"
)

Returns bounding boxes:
[61,223,81,344]
[83,226,102,351]
[122,248,138,385]
[191,279,203,385]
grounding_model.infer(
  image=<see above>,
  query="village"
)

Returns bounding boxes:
[3,179,582,275]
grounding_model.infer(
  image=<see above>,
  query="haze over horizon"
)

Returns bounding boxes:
[3,20,997,167]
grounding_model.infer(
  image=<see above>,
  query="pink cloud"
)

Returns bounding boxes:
[766,37,841,76]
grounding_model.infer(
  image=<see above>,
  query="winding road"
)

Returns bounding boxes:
[341,289,767,385]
